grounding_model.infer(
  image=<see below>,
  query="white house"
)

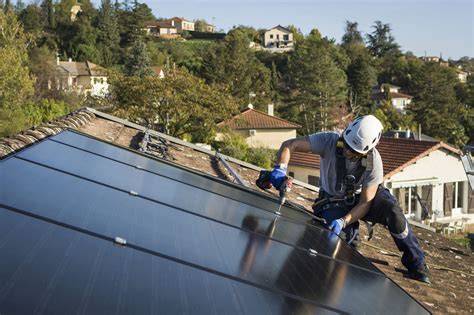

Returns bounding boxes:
[263,25,294,52]
[216,104,300,149]
[143,21,178,36]
[151,67,165,79]
[288,137,473,226]
[372,84,413,113]
[169,17,195,32]
[55,59,109,97]
[456,69,469,83]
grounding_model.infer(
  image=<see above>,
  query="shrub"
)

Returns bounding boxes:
[246,146,275,169]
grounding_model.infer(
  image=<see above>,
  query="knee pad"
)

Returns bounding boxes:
[385,204,407,235]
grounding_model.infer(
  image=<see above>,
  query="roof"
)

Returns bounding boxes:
[217,108,301,130]
[151,66,164,76]
[57,60,106,77]
[170,16,193,23]
[267,25,292,33]
[372,91,413,100]
[144,20,176,28]
[289,136,461,179]
[0,109,473,314]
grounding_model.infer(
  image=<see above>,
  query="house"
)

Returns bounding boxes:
[54,58,108,97]
[419,55,449,67]
[456,68,469,83]
[70,3,82,22]
[288,137,474,225]
[216,104,300,149]
[0,108,473,313]
[263,25,294,52]
[169,16,195,32]
[143,21,178,36]
[372,84,413,113]
[151,66,165,79]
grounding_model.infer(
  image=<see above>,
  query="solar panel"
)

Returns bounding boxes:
[0,129,430,314]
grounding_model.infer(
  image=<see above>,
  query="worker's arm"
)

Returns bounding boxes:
[275,136,312,165]
[328,185,378,234]
[343,185,378,225]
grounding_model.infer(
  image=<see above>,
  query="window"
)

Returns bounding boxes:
[456,181,464,208]
[288,172,295,178]
[283,34,289,41]
[277,34,280,39]
[308,175,320,187]
[270,34,274,39]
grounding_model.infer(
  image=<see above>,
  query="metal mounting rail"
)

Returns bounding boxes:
[215,152,248,187]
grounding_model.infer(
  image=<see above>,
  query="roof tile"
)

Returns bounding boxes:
[217,108,300,130]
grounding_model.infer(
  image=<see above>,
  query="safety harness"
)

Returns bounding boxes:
[313,138,377,240]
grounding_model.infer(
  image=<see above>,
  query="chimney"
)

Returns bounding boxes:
[418,124,422,140]
[56,56,60,66]
[267,104,274,116]
[394,132,399,139]
[68,58,72,62]
[405,129,411,139]
[247,104,254,109]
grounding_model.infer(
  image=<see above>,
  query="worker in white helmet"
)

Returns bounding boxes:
[268,115,430,284]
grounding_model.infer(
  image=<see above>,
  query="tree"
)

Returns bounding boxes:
[201,29,271,109]
[95,0,120,66]
[0,10,35,135]
[285,34,347,133]
[194,19,209,32]
[366,20,400,58]
[341,21,363,47]
[409,62,469,146]
[110,68,239,142]
[344,43,377,113]
[124,38,152,77]
[18,4,44,35]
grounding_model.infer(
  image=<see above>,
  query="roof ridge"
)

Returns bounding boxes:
[0,109,95,159]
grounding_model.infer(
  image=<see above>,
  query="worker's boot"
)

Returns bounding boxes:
[407,263,431,284]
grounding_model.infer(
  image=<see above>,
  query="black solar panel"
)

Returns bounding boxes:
[0,129,430,314]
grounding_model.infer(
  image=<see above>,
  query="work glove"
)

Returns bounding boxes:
[328,218,346,235]
[269,166,288,190]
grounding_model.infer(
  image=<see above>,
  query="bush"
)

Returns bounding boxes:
[218,132,249,161]
[217,132,276,168]
[246,146,275,169]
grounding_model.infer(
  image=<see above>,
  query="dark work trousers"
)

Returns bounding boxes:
[316,186,426,271]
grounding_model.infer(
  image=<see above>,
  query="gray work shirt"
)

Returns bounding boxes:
[308,132,384,197]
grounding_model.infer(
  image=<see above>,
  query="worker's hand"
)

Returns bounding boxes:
[269,166,287,190]
[328,218,346,235]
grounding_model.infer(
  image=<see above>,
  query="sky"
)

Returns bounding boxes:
[129,0,473,60]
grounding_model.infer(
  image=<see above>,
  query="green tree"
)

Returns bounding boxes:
[343,43,377,113]
[40,0,54,29]
[341,20,363,47]
[18,4,44,35]
[110,68,238,141]
[409,62,469,146]
[0,10,35,135]
[366,20,400,58]
[124,38,152,77]
[201,29,271,109]
[194,19,209,32]
[285,34,347,134]
[95,0,120,66]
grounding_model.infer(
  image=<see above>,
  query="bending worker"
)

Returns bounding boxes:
[267,115,431,284]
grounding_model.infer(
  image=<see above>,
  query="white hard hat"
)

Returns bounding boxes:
[343,115,383,154]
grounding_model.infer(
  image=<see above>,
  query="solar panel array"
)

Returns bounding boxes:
[0,130,429,314]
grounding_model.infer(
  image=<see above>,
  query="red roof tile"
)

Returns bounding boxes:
[217,108,300,130]
[289,137,461,179]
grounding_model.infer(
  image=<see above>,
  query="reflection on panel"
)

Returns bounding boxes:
[51,130,311,222]
[0,207,337,315]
